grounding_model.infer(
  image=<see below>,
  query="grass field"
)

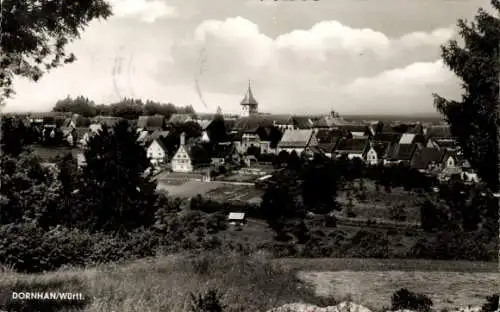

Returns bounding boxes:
[0,254,496,312]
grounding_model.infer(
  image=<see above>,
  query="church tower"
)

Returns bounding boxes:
[240,80,258,117]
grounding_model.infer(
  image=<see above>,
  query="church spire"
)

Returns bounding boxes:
[240,80,259,117]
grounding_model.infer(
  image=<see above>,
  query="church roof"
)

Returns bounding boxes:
[240,81,258,106]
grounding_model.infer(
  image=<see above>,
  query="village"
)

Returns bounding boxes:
[13,82,477,194]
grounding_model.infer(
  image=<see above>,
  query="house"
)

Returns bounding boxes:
[384,133,425,164]
[372,132,402,145]
[170,132,212,172]
[277,129,318,155]
[147,138,169,166]
[410,147,458,173]
[364,142,389,165]
[91,116,121,128]
[314,129,342,158]
[291,116,314,129]
[137,115,165,131]
[228,212,246,226]
[424,124,458,151]
[338,124,372,138]
[335,138,369,160]
[211,142,240,166]
[232,117,276,154]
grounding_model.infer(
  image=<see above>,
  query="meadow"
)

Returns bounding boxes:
[0,253,497,312]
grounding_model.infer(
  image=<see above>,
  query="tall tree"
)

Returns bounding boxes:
[1,116,30,157]
[433,0,500,267]
[81,120,158,232]
[0,0,112,100]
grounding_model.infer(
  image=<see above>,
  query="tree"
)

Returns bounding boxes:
[432,0,500,268]
[206,115,227,145]
[53,95,97,117]
[1,0,112,99]
[269,126,283,149]
[1,116,31,157]
[81,120,158,232]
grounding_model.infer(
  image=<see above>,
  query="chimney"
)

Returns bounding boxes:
[180,132,186,146]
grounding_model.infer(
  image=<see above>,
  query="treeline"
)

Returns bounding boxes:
[52,96,196,119]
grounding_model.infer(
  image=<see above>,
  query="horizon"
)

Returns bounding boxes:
[3,0,491,115]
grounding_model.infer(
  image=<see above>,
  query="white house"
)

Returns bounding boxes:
[147,139,168,166]
[171,132,194,173]
[365,146,378,165]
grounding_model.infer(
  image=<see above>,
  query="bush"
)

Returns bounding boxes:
[391,288,433,312]
[481,294,499,312]
[189,288,226,312]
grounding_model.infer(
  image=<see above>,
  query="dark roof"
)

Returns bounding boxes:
[233,116,277,132]
[336,138,369,153]
[338,124,370,135]
[292,116,314,129]
[137,115,165,130]
[410,147,445,170]
[227,131,243,141]
[240,83,258,106]
[315,129,340,143]
[317,142,339,153]
[373,132,401,143]
[426,125,452,138]
[371,142,390,156]
[387,143,418,161]
[434,138,458,149]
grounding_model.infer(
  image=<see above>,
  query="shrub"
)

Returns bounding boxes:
[481,294,499,312]
[189,288,226,312]
[391,288,433,312]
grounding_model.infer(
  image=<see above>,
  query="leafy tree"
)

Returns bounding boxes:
[53,96,97,117]
[81,120,158,232]
[206,115,227,145]
[1,116,31,157]
[0,0,112,99]
[434,1,500,190]
[260,169,306,241]
[269,126,283,149]
[301,154,340,214]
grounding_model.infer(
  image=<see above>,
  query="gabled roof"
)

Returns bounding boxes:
[434,138,458,149]
[410,147,445,170]
[292,116,314,129]
[336,138,369,153]
[315,129,341,143]
[137,115,165,130]
[425,125,452,138]
[278,129,314,148]
[338,124,371,135]
[148,138,168,153]
[149,130,170,141]
[373,132,401,143]
[387,143,418,161]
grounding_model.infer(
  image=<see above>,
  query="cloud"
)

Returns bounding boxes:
[108,0,178,23]
[4,14,460,115]
[157,16,457,114]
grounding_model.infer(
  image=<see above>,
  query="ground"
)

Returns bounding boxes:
[0,255,497,312]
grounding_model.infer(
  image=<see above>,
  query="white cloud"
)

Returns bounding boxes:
[4,15,460,115]
[109,0,178,23]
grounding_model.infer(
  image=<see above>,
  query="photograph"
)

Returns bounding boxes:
[0,0,499,311]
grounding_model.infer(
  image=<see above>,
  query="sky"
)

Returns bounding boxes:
[3,0,493,115]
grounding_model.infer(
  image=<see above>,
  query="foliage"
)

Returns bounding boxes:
[207,114,227,146]
[81,120,158,232]
[434,0,500,189]
[391,288,433,312]
[0,0,112,99]
[0,116,33,157]
[189,289,226,312]
[51,96,196,119]
[481,294,499,312]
